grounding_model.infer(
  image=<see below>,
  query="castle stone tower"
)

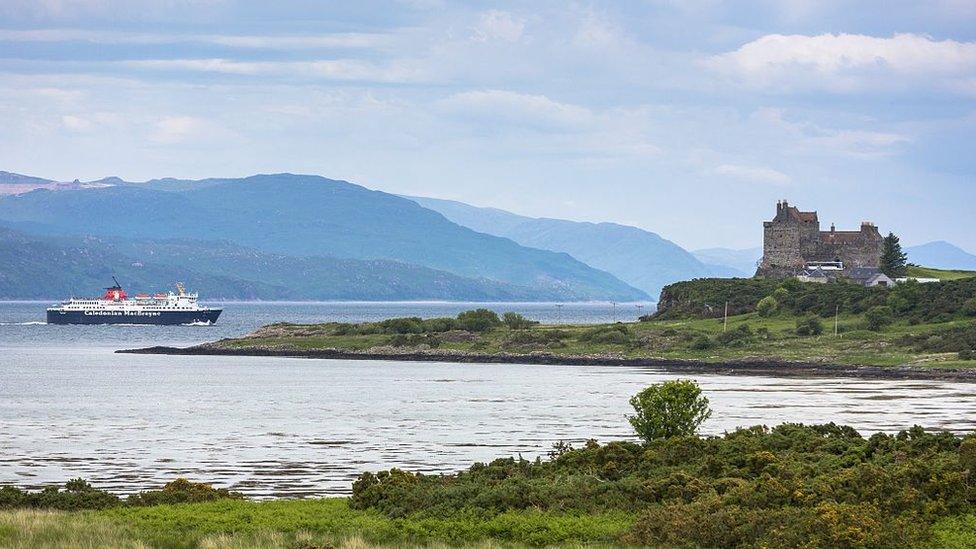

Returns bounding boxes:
[757,200,883,277]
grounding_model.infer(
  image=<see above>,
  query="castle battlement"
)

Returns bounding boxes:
[757,200,883,277]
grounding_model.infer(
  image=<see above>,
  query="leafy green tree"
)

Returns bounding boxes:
[502,312,538,330]
[456,309,502,332]
[961,298,976,317]
[627,380,712,442]
[865,305,894,331]
[880,232,908,278]
[756,296,778,317]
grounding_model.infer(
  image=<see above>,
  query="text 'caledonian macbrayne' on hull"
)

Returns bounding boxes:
[46,278,222,325]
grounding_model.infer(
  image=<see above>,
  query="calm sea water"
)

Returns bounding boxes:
[2,301,975,498]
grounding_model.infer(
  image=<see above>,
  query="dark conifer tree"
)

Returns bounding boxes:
[880,232,908,277]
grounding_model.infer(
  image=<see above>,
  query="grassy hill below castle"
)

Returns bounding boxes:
[147,277,976,374]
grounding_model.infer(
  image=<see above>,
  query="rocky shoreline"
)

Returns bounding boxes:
[116,344,976,381]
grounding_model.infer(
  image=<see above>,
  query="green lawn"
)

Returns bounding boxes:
[906,265,976,280]
[213,312,976,370]
[0,499,636,548]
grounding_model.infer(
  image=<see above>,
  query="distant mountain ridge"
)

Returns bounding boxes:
[691,247,762,277]
[906,241,976,271]
[407,195,734,297]
[0,172,647,301]
[0,226,584,300]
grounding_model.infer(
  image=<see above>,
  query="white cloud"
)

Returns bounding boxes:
[707,33,976,93]
[753,107,910,157]
[150,115,222,144]
[61,114,91,131]
[121,58,427,83]
[439,89,594,130]
[0,28,387,49]
[471,10,525,43]
[714,163,791,185]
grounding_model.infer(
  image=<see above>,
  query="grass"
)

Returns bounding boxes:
[906,265,976,280]
[0,499,636,548]
[211,312,976,371]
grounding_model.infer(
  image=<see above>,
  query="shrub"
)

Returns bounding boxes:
[962,298,976,317]
[376,317,424,334]
[865,306,894,331]
[388,333,440,348]
[579,324,632,345]
[502,312,539,330]
[421,317,458,332]
[756,295,778,317]
[627,380,712,442]
[873,307,901,330]
[772,286,789,303]
[0,479,119,510]
[795,315,824,336]
[898,324,976,353]
[690,335,712,350]
[126,479,244,506]
[456,309,502,332]
[960,350,975,361]
[714,324,753,346]
[960,438,976,472]
[350,422,975,548]
[502,329,565,348]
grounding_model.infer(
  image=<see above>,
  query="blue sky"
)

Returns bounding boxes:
[1,1,974,251]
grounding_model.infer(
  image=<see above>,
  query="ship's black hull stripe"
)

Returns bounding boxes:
[46,309,222,325]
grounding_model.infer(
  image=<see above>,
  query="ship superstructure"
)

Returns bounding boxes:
[46,278,222,325]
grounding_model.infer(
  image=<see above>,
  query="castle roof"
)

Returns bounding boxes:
[792,209,817,222]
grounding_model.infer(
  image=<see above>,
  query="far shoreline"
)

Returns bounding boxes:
[116,345,976,382]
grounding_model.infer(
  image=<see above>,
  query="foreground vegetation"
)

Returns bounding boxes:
[3,380,975,548]
[203,277,976,371]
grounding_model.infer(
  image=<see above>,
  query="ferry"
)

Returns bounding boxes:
[46,278,222,325]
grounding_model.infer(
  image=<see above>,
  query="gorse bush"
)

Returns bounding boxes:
[125,479,244,506]
[0,478,242,511]
[350,423,976,548]
[350,383,976,547]
[0,478,119,511]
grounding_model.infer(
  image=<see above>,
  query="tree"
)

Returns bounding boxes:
[502,312,538,330]
[880,232,908,278]
[627,380,712,442]
[456,309,502,332]
[756,296,778,317]
[865,305,894,331]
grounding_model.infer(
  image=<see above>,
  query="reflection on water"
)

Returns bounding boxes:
[1,301,975,498]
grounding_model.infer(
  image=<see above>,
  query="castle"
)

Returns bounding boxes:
[757,200,883,277]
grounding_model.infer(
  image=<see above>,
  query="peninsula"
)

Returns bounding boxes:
[122,271,976,380]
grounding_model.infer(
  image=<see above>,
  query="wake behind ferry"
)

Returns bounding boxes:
[46,278,222,325]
